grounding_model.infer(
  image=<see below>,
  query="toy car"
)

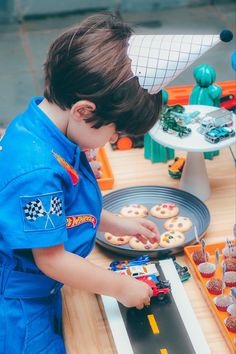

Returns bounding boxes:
[164,104,185,115]
[204,126,235,143]
[109,255,151,271]
[118,264,159,278]
[171,111,200,125]
[198,108,233,134]
[109,256,171,301]
[161,116,191,137]
[205,107,233,125]
[173,261,191,282]
[168,156,186,179]
[137,275,170,300]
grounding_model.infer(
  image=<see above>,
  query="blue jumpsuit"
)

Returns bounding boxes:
[0,97,102,353]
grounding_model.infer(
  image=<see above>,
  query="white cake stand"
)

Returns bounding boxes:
[149,105,236,201]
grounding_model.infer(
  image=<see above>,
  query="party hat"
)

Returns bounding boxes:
[127,30,233,94]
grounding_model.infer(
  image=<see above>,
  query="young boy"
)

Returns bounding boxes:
[0,13,162,353]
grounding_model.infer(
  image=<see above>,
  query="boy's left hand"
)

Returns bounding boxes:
[112,216,160,244]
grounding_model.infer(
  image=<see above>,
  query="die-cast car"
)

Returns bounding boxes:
[118,264,159,277]
[171,111,200,125]
[204,126,235,143]
[168,156,186,179]
[161,117,191,137]
[109,256,171,301]
[173,261,191,282]
[198,108,233,134]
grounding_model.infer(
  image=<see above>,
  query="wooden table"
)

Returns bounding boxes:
[62,143,235,354]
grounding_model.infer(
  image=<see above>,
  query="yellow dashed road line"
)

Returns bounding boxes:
[147,314,159,334]
[160,349,168,354]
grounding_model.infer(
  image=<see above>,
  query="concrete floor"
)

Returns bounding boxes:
[0,2,235,128]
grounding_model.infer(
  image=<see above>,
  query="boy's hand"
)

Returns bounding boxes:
[33,243,152,309]
[116,275,153,309]
[89,160,102,179]
[111,216,160,244]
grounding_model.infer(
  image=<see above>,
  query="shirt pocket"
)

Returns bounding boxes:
[22,299,65,354]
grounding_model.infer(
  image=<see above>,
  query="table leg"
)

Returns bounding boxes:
[180,151,211,201]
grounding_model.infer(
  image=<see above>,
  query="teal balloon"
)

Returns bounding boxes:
[162,89,169,105]
[189,64,222,107]
[193,64,216,87]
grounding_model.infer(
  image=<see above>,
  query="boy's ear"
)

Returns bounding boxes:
[71,100,96,121]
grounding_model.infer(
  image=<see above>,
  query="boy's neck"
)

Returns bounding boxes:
[38,98,69,135]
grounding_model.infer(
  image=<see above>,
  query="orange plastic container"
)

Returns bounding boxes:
[166,80,236,108]
[184,242,236,353]
[97,147,114,190]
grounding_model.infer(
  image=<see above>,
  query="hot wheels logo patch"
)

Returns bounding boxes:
[66,214,97,229]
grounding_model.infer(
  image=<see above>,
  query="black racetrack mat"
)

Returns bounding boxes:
[100,259,211,354]
[118,263,195,354]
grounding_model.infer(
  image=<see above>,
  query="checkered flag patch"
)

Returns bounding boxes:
[24,199,47,221]
[49,196,62,216]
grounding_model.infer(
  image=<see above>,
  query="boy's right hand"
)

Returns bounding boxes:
[115,275,153,310]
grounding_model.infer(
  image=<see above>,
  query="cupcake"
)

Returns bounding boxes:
[206,278,223,295]
[223,258,236,272]
[225,316,236,333]
[192,249,209,265]
[198,262,216,278]
[224,271,236,287]
[222,246,236,258]
[214,294,233,311]
[227,304,236,316]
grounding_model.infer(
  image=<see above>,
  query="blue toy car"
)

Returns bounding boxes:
[205,126,235,144]
[109,255,151,271]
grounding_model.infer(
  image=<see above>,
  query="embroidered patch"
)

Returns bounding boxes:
[52,151,79,185]
[66,214,97,229]
[21,192,66,232]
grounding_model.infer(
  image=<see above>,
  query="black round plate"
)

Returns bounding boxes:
[96,186,210,258]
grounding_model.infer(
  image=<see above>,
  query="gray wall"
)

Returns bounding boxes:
[1,0,227,23]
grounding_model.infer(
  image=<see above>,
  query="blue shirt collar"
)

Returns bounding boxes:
[26,96,79,162]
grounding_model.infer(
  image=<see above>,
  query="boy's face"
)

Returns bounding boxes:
[66,117,118,150]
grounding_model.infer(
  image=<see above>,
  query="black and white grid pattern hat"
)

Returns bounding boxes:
[127,30,233,94]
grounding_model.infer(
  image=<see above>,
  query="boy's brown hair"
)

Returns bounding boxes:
[44,13,162,136]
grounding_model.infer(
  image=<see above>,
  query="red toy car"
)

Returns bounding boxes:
[109,256,171,301]
[137,275,171,300]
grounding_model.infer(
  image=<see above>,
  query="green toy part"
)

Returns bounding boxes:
[144,89,175,163]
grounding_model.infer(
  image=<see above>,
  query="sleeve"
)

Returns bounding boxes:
[0,168,68,249]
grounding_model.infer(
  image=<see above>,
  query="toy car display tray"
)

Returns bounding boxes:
[184,242,236,353]
[96,186,210,258]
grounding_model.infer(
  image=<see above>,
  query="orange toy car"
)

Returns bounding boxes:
[168,157,186,179]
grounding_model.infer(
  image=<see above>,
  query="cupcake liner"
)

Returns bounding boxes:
[198,262,216,278]
[215,304,229,312]
[225,281,236,287]
[214,295,233,312]
[222,247,236,259]
[221,259,236,272]
[224,271,236,287]
[224,317,236,333]
[206,279,224,295]
[227,304,236,316]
